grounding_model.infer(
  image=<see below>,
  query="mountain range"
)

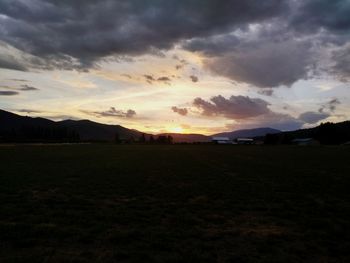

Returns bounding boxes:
[0,109,284,142]
[3,109,348,144]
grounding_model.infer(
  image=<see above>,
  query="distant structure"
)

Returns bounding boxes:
[236,138,254,145]
[212,137,231,144]
[292,138,320,146]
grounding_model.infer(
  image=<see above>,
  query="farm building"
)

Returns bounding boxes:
[212,137,231,144]
[236,138,254,144]
[292,138,320,146]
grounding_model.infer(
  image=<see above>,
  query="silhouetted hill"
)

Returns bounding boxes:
[213,127,281,139]
[0,109,55,129]
[264,121,350,145]
[157,133,210,143]
[0,110,146,142]
[58,119,144,141]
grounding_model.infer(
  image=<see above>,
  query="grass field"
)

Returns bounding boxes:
[0,144,350,262]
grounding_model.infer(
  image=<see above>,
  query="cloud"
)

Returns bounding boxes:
[171,106,188,116]
[173,55,189,70]
[0,91,19,96]
[190,94,331,130]
[0,0,349,87]
[9,78,28,82]
[121,74,132,79]
[0,0,288,70]
[226,112,304,131]
[319,98,341,113]
[19,84,39,91]
[258,89,274,96]
[0,84,39,92]
[298,111,330,124]
[125,109,137,118]
[144,75,155,84]
[0,54,27,71]
[190,75,199,82]
[182,1,350,87]
[330,45,350,81]
[144,75,172,84]
[196,39,315,88]
[257,112,304,131]
[15,109,42,114]
[290,0,350,33]
[193,95,270,119]
[157,76,171,82]
[86,107,136,118]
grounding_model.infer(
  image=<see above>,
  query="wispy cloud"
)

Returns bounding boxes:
[83,107,137,119]
[19,84,39,91]
[0,91,19,96]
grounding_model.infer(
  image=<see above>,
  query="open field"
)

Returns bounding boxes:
[0,145,350,262]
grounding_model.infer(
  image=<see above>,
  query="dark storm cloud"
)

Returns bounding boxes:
[0,0,288,69]
[0,0,349,87]
[330,46,350,81]
[86,107,136,118]
[193,95,270,119]
[0,54,27,71]
[0,91,19,96]
[171,106,188,116]
[186,34,315,88]
[183,0,350,87]
[290,0,350,33]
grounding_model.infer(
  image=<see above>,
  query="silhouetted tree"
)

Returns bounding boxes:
[149,135,155,144]
[156,135,168,144]
[139,133,146,143]
[127,136,135,144]
[115,132,121,144]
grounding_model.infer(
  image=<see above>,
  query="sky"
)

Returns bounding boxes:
[0,0,349,135]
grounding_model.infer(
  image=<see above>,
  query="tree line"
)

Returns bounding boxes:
[115,133,174,144]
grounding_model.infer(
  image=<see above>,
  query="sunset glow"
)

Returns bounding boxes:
[0,1,349,135]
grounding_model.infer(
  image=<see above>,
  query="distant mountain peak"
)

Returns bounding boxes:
[212,127,281,139]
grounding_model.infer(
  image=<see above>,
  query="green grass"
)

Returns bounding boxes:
[0,144,350,262]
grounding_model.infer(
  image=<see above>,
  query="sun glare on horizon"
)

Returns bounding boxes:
[168,126,184,134]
